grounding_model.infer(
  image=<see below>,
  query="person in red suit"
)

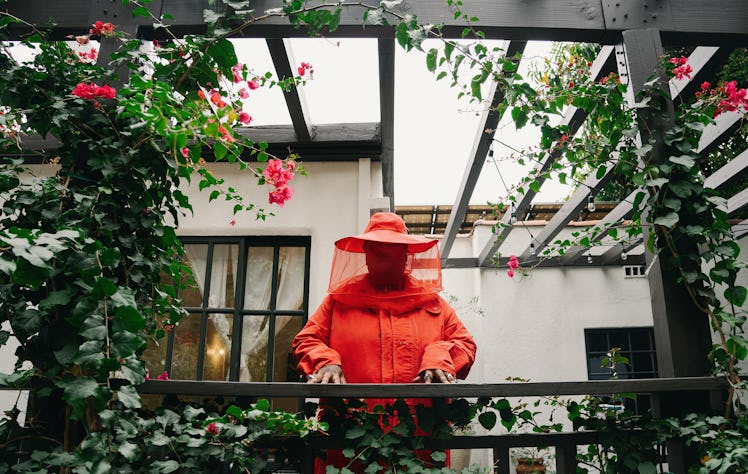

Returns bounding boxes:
[293,212,477,472]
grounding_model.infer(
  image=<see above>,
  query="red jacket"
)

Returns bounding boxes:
[293,292,476,384]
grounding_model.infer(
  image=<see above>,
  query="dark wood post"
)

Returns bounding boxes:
[620,28,715,471]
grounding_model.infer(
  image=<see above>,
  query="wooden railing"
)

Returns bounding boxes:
[132,376,727,474]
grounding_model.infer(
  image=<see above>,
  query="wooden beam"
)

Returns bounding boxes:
[5,1,748,44]
[698,110,744,156]
[727,188,748,215]
[130,376,727,398]
[379,38,395,211]
[558,191,638,265]
[266,39,314,142]
[515,163,616,263]
[476,46,617,267]
[444,252,644,269]
[704,147,748,190]
[439,40,525,264]
[9,122,382,162]
[733,219,748,240]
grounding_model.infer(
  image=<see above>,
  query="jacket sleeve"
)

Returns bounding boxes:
[292,295,343,376]
[418,301,477,379]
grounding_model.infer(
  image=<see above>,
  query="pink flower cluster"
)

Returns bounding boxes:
[506,255,519,278]
[297,61,314,77]
[144,369,170,380]
[90,21,116,37]
[263,159,296,207]
[206,422,219,435]
[669,57,693,80]
[72,82,116,100]
[78,47,97,61]
[696,80,748,117]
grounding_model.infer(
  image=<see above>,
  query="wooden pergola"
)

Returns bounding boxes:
[4,1,748,471]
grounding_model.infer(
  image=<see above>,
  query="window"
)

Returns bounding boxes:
[142,236,310,383]
[584,327,658,413]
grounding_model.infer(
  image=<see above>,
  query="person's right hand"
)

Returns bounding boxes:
[307,364,346,384]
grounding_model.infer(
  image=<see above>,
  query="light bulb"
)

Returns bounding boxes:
[587,253,593,264]
[530,242,536,256]
[488,147,494,158]
[587,195,596,212]
[621,244,628,261]
[510,212,517,224]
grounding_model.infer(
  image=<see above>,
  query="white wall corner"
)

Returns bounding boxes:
[358,158,372,230]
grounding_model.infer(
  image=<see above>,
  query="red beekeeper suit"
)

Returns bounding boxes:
[292,212,477,472]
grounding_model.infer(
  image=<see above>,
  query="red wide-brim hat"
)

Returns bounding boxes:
[334,212,438,253]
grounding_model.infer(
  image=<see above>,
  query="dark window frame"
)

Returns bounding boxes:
[165,236,311,382]
[584,327,658,414]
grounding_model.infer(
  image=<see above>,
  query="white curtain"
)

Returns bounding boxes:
[184,244,236,380]
[240,247,305,381]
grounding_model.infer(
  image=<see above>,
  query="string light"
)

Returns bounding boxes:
[510,202,517,224]
[587,250,593,264]
[620,242,628,261]
[530,242,536,256]
[488,145,494,158]
[587,194,596,212]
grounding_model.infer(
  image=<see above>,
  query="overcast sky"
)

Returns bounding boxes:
[235,37,573,207]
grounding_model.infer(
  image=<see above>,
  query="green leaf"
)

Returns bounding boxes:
[511,107,528,129]
[40,289,73,310]
[724,286,747,307]
[668,180,692,198]
[669,155,695,168]
[345,425,366,439]
[478,410,497,430]
[12,309,43,340]
[430,451,447,462]
[342,447,356,459]
[654,212,679,228]
[12,258,50,288]
[117,384,142,409]
[57,376,100,420]
[426,48,438,72]
[111,331,145,358]
[152,460,180,473]
[637,461,657,474]
[117,441,139,462]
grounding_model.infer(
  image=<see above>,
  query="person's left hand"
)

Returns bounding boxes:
[413,369,456,384]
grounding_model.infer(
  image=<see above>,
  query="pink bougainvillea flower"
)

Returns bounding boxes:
[197,89,206,100]
[152,39,160,49]
[262,158,294,187]
[701,81,711,91]
[180,147,190,158]
[72,82,116,100]
[229,219,236,226]
[268,186,294,207]
[297,61,314,77]
[206,422,219,435]
[75,35,90,45]
[507,269,515,278]
[239,111,253,125]
[673,64,693,80]
[231,63,243,83]
[90,21,116,36]
[247,79,260,90]
[238,88,249,99]
[508,255,519,269]
[210,92,227,108]
[87,48,97,60]
[145,368,151,380]
[217,125,235,143]
[156,371,170,380]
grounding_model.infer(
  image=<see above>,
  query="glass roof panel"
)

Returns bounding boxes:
[231,38,292,126]
[287,38,379,125]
